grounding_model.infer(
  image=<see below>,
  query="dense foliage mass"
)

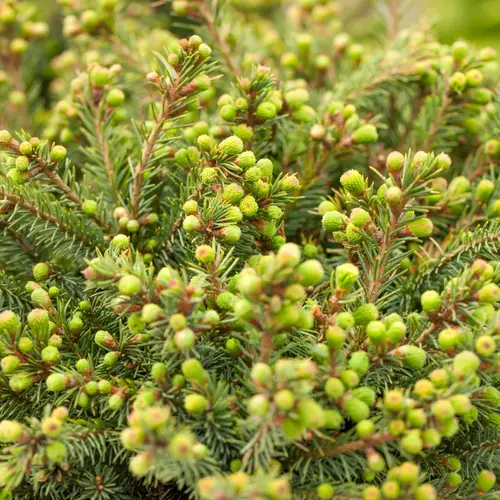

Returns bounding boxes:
[0,0,499,499]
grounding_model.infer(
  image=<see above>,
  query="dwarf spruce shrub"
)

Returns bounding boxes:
[0,0,499,499]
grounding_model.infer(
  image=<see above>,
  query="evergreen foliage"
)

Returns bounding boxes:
[0,0,499,499]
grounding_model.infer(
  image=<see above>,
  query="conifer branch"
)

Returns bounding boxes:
[0,186,97,248]
[92,105,116,201]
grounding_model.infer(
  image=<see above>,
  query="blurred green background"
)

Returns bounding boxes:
[10,0,500,123]
[34,0,500,48]
[33,0,500,57]
[427,0,500,52]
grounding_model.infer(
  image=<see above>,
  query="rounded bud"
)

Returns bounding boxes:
[90,66,111,87]
[353,303,379,325]
[385,186,403,205]
[277,243,302,268]
[452,41,468,61]
[185,394,208,415]
[476,179,495,202]
[46,373,66,392]
[421,290,441,312]
[366,321,387,344]
[310,124,326,140]
[239,195,259,217]
[41,416,62,437]
[485,139,500,157]
[453,350,480,377]
[434,152,452,171]
[121,427,145,450]
[401,430,423,454]
[317,483,334,499]
[181,358,206,384]
[386,151,405,171]
[296,260,325,287]
[95,330,115,348]
[108,394,125,410]
[183,215,203,232]
[356,419,375,437]
[41,346,60,363]
[346,222,363,242]
[475,335,496,357]
[46,441,67,463]
[325,325,346,349]
[1,355,21,374]
[129,452,152,477]
[384,389,404,412]
[82,199,98,215]
[450,71,467,92]
[408,217,433,238]
[107,88,125,107]
[353,124,378,144]
[76,359,90,373]
[318,201,336,216]
[348,351,370,376]
[33,262,50,282]
[18,337,33,354]
[0,130,12,146]
[438,328,459,350]
[141,304,163,324]
[174,328,195,350]
[50,145,67,163]
[248,394,270,416]
[477,470,496,492]
[344,397,370,422]
[15,155,29,171]
[169,314,187,331]
[431,399,455,422]
[195,245,215,264]
[118,275,142,296]
[450,394,472,415]
[478,283,500,303]
[350,208,371,227]
[280,174,301,192]
[251,363,272,386]
[340,169,365,196]
[336,312,354,329]
[218,136,244,156]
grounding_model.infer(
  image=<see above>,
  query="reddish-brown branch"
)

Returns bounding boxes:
[259,331,274,363]
[388,0,399,40]
[6,139,112,233]
[197,4,240,77]
[93,104,116,201]
[307,432,395,459]
[422,80,451,151]
[366,209,400,303]
[0,187,94,247]
[130,97,171,218]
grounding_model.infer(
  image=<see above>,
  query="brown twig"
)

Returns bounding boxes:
[0,187,96,247]
[387,0,399,40]
[416,323,437,344]
[366,208,401,303]
[93,104,117,203]
[259,331,274,363]
[5,139,113,233]
[42,167,114,233]
[307,432,395,459]
[421,230,500,276]
[422,80,451,151]
[130,95,171,219]
[197,3,240,77]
